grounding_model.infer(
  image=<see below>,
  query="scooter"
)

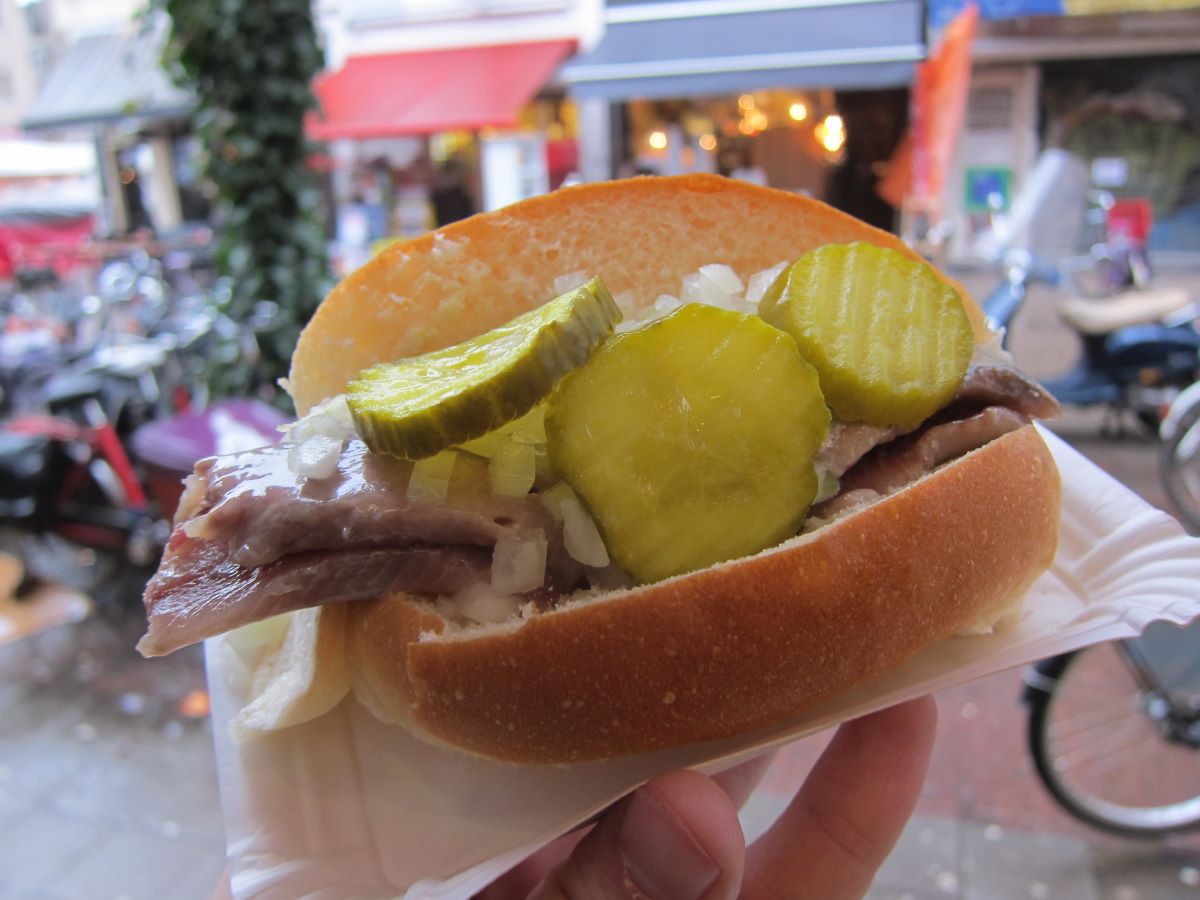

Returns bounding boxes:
[981,249,1200,433]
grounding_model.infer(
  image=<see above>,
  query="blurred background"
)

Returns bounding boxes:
[1,0,1199,897]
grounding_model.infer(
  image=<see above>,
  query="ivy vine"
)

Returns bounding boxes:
[159,0,331,405]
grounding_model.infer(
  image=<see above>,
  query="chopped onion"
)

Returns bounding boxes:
[561,495,610,568]
[287,434,343,480]
[537,481,578,523]
[813,465,840,504]
[554,270,590,295]
[699,264,744,295]
[511,406,547,445]
[489,441,537,497]
[681,271,739,310]
[457,428,508,459]
[285,394,356,444]
[408,451,457,503]
[450,583,522,625]
[491,530,547,594]
[745,261,789,306]
[613,291,638,317]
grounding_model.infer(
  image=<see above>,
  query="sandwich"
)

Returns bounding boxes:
[137,174,1062,763]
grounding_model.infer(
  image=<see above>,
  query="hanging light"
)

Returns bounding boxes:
[815,114,846,153]
[648,130,668,150]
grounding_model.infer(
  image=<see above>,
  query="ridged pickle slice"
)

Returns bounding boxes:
[546,304,829,584]
[759,243,974,430]
[348,279,620,460]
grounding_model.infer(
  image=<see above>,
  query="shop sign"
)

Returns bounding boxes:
[965,167,1013,212]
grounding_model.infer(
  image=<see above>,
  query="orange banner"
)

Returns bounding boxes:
[878,3,979,216]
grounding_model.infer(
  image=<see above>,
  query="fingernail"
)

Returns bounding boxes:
[616,788,720,900]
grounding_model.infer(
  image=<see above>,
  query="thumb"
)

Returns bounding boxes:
[530,770,746,900]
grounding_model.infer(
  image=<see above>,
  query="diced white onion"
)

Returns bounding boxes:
[510,406,546,445]
[813,465,840,503]
[408,451,457,503]
[285,394,356,444]
[699,264,744,295]
[554,270,590,295]
[745,261,789,306]
[613,291,638,317]
[561,496,610,568]
[450,583,522,625]
[287,434,344,480]
[457,428,508,459]
[491,529,547,594]
[489,441,537,498]
[537,481,578,523]
[681,271,741,311]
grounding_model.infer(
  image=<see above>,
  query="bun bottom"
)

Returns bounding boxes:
[345,426,1060,764]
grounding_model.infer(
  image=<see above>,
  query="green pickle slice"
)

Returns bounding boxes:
[348,279,621,460]
[759,242,974,430]
[546,303,830,584]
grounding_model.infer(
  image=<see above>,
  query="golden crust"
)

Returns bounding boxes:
[347,426,1060,763]
[292,174,1060,763]
[289,174,988,415]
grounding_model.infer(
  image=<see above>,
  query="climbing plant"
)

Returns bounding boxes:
[159,0,330,403]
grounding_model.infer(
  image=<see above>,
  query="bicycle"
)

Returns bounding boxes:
[1023,619,1200,837]
[1161,380,1200,535]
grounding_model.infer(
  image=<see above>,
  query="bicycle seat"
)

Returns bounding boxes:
[1060,287,1192,336]
[44,372,104,410]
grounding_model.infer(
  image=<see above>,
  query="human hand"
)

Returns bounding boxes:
[477,696,937,900]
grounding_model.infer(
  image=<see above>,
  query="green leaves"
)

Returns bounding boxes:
[160,0,332,408]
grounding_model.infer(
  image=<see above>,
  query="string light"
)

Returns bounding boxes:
[648,130,668,150]
[789,102,808,122]
[737,94,756,111]
[698,134,717,152]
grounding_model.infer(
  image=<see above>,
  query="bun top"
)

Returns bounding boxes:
[289,174,987,414]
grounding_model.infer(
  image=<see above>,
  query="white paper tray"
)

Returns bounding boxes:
[206,428,1200,898]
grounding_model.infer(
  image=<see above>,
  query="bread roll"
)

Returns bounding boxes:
[280,174,1060,763]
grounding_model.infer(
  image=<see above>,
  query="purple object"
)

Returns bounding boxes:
[132,399,290,473]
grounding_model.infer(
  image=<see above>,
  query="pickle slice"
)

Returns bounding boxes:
[348,279,620,460]
[759,243,974,429]
[546,304,829,584]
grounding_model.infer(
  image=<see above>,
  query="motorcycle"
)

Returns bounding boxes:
[981,250,1200,433]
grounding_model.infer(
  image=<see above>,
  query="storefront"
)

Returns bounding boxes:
[308,0,599,272]
[931,0,1200,263]
[560,0,925,228]
[21,27,197,238]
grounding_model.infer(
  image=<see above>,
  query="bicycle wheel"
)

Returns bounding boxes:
[1027,642,1200,837]
[1161,393,1200,534]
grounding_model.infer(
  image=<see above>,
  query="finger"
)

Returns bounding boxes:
[744,696,937,900]
[474,830,590,900]
[481,752,775,900]
[530,769,746,900]
[711,749,778,810]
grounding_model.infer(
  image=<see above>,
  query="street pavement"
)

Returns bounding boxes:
[0,268,1198,898]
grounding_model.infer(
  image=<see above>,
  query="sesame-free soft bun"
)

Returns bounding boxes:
[277,175,1061,764]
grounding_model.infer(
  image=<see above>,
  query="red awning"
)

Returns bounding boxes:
[309,40,575,140]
